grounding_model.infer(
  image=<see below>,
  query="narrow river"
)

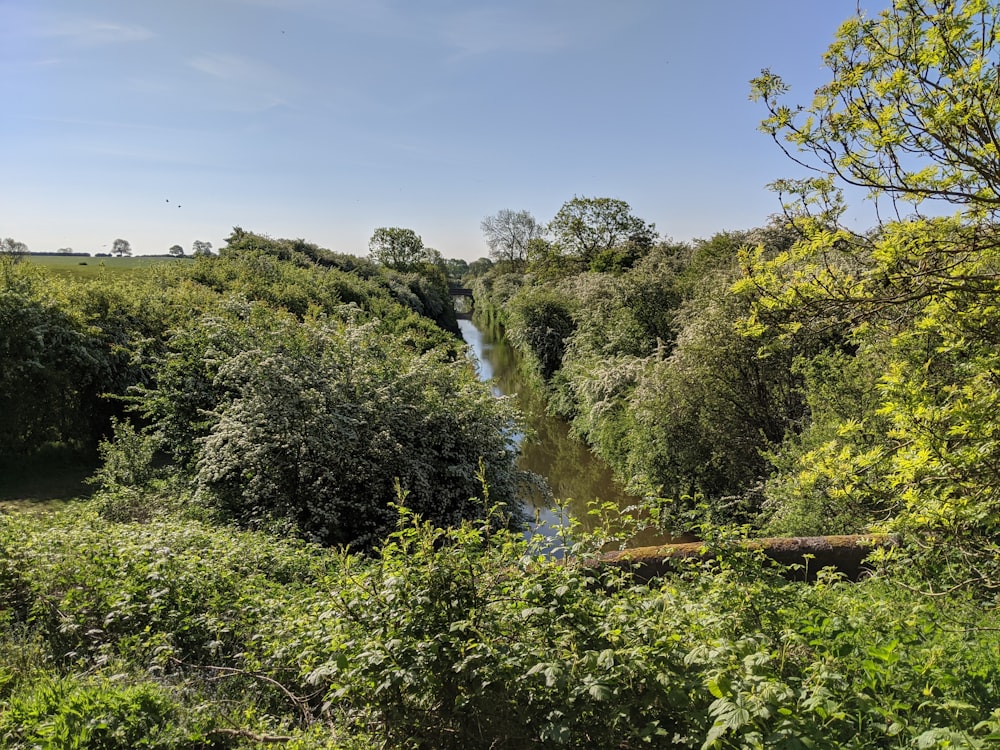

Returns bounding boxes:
[459,318,665,546]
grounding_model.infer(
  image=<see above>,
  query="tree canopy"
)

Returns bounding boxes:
[548,197,657,269]
[752,0,1000,221]
[369,227,427,271]
[740,0,1000,580]
[481,209,545,264]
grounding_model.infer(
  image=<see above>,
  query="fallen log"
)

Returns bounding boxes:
[598,534,895,582]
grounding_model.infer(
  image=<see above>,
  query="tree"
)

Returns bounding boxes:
[112,238,132,257]
[0,271,106,454]
[158,308,524,549]
[467,257,494,277]
[368,227,427,271]
[548,197,657,267]
[745,0,1000,585]
[751,0,1000,222]
[0,237,28,260]
[168,245,185,257]
[192,241,213,257]
[505,287,576,381]
[443,257,469,284]
[57,247,73,255]
[481,209,544,264]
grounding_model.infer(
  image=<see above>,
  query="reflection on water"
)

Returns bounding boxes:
[460,319,666,546]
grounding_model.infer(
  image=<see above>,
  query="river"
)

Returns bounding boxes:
[459,318,666,547]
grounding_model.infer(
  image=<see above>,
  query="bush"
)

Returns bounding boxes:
[505,287,576,381]
[188,313,523,548]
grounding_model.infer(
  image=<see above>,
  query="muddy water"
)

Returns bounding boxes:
[459,319,667,546]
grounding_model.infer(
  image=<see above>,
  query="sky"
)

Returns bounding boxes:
[2,0,881,261]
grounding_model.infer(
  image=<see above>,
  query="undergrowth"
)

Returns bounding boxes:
[1,501,998,748]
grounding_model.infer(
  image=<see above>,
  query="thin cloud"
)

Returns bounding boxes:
[189,53,272,82]
[188,53,297,112]
[41,19,154,47]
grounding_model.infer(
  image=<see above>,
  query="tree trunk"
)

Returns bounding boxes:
[598,534,894,582]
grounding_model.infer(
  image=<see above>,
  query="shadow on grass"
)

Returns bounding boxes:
[0,445,99,510]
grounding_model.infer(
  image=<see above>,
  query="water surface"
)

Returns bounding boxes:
[460,318,665,546]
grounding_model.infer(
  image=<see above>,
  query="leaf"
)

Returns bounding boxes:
[587,683,612,701]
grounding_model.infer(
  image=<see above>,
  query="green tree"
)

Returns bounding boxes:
[191,240,213,257]
[467,257,494,277]
[745,0,1000,582]
[506,287,576,381]
[548,197,657,268]
[112,238,132,257]
[369,227,427,271]
[481,209,544,264]
[168,245,185,257]
[443,257,469,284]
[752,0,1000,221]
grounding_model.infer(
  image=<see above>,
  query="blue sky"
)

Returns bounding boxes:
[2,1,877,260]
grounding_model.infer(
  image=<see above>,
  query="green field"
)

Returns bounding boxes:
[24,253,193,279]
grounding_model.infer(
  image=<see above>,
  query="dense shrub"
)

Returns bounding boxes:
[505,287,576,381]
[191,312,523,547]
[2,505,999,748]
[0,262,107,454]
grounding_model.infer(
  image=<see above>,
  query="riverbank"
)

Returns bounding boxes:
[459,318,675,547]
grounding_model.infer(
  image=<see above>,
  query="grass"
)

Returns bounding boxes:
[24,254,192,279]
[0,445,98,511]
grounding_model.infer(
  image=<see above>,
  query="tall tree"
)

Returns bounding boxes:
[168,245,185,257]
[192,240,213,257]
[112,238,132,257]
[548,197,657,267]
[368,227,427,271]
[481,209,544,264]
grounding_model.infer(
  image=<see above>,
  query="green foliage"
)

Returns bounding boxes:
[505,286,576,381]
[368,226,427,271]
[745,1,1000,585]
[759,349,890,536]
[4,230,507,550]
[278,511,1000,748]
[0,262,107,454]
[192,311,522,547]
[489,222,811,529]
[0,676,195,749]
[548,196,658,268]
[2,504,1000,747]
[752,0,1000,217]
